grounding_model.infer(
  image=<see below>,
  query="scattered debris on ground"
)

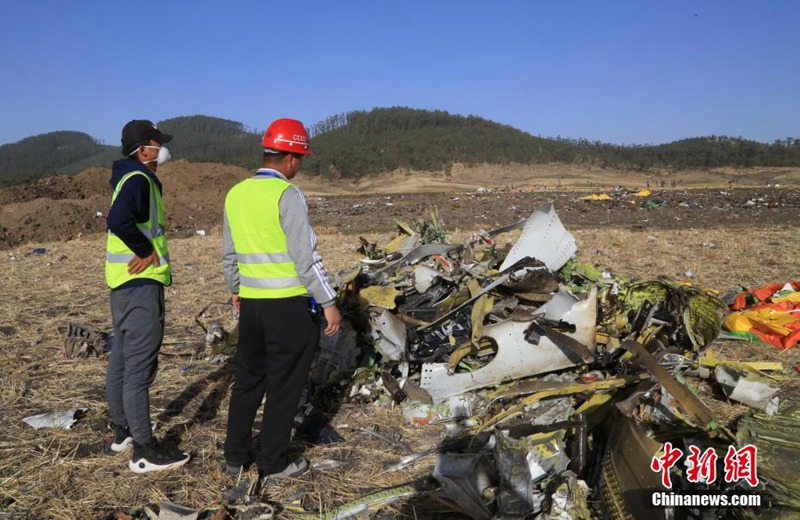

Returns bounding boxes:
[60,322,108,358]
[199,203,798,518]
[4,198,800,519]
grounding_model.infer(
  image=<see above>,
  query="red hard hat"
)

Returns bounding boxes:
[261,118,313,155]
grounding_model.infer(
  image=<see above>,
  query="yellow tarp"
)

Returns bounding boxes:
[580,193,613,201]
[727,281,800,349]
[724,308,795,337]
[774,291,800,304]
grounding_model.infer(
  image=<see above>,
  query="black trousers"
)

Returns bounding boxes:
[224,296,320,473]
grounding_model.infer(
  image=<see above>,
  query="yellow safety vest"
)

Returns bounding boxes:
[225,176,307,299]
[105,171,171,289]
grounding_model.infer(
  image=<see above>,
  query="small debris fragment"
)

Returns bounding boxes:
[23,408,88,430]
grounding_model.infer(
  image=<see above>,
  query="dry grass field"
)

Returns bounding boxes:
[1,167,799,518]
[2,219,798,518]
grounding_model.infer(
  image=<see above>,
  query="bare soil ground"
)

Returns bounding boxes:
[1,161,799,249]
[1,163,799,518]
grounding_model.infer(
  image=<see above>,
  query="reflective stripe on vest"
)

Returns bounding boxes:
[106,252,171,265]
[236,252,294,264]
[225,176,307,299]
[105,171,171,289]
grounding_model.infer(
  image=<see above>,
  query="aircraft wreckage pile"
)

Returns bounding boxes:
[208,204,798,519]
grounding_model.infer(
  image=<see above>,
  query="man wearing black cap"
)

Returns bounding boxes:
[104,119,190,473]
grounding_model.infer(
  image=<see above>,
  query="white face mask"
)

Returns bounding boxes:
[131,145,171,166]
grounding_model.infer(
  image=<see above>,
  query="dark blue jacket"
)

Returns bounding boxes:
[106,159,164,288]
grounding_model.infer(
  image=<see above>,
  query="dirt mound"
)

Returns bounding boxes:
[0,167,109,205]
[0,161,253,249]
[0,197,106,248]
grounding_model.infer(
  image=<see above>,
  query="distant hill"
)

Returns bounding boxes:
[157,115,262,170]
[1,109,798,187]
[303,107,800,177]
[0,131,117,187]
[304,107,564,178]
[603,136,800,171]
[0,116,263,187]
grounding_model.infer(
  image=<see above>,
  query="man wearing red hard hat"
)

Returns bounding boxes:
[222,118,341,481]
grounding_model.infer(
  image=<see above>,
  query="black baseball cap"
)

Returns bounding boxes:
[121,120,173,156]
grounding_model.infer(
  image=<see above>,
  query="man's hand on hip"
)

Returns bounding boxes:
[127,249,159,274]
[323,306,341,336]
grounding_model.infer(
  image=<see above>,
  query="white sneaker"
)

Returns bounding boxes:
[260,458,309,482]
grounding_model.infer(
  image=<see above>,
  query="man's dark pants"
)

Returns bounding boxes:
[107,283,164,444]
[224,296,320,474]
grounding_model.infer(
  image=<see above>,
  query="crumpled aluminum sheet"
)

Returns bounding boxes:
[419,286,597,401]
[23,407,88,430]
[499,203,577,273]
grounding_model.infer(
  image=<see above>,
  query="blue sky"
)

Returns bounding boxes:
[1,1,797,146]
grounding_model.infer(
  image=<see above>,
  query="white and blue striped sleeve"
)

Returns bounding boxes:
[279,186,337,307]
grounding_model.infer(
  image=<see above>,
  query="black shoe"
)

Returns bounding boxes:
[104,421,157,454]
[128,439,190,474]
[104,425,132,454]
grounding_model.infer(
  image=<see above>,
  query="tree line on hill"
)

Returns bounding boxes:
[1,109,798,187]
[302,107,800,178]
[0,131,119,186]
[157,116,262,170]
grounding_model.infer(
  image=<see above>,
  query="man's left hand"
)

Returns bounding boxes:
[323,306,341,336]
[127,249,159,274]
